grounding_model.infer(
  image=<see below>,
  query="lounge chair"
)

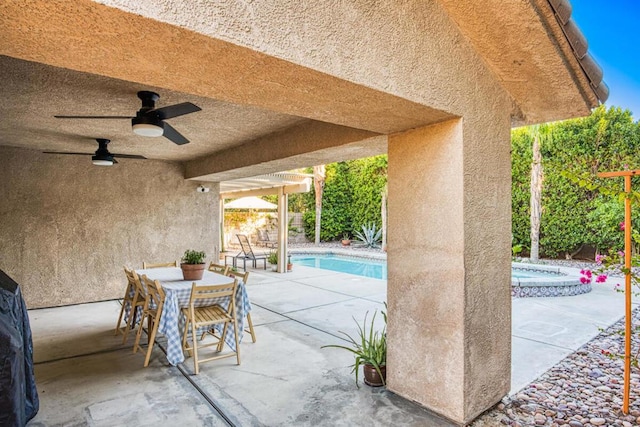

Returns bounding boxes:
[256,229,277,248]
[226,234,267,271]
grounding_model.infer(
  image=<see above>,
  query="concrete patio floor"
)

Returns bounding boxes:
[26,263,634,426]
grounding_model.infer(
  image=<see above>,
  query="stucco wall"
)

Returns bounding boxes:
[0,146,219,308]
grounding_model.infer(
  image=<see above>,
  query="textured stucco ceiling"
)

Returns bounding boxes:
[0,0,602,178]
[0,55,308,162]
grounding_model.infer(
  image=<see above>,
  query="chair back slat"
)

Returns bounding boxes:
[187,281,237,307]
[143,261,178,269]
[227,270,249,285]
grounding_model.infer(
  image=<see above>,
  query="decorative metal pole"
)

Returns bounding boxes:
[598,170,638,414]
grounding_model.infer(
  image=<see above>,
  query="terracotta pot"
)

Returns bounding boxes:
[341,239,351,246]
[363,364,386,387]
[180,263,205,280]
[287,263,293,271]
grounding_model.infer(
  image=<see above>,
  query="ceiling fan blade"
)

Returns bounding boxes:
[162,122,190,145]
[42,151,91,156]
[54,115,134,119]
[113,154,147,160]
[154,102,201,120]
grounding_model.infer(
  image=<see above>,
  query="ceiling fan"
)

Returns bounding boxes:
[54,91,201,145]
[43,138,147,166]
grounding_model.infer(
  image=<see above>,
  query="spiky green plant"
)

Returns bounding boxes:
[322,307,386,387]
[353,223,382,248]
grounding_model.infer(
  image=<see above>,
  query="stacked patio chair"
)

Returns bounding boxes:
[256,229,277,248]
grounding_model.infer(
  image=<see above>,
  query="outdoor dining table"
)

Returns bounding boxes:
[133,267,252,366]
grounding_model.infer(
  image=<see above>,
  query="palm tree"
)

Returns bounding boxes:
[529,124,551,261]
[313,165,326,245]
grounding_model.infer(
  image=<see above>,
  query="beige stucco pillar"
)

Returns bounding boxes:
[387,118,512,424]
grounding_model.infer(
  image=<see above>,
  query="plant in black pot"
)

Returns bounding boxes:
[322,305,387,387]
[181,249,206,280]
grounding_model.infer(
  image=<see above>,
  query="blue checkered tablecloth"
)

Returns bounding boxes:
[130,267,252,366]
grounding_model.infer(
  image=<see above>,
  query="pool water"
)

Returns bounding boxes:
[291,254,387,279]
[292,255,565,283]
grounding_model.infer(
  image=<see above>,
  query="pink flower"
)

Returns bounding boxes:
[618,251,625,258]
[580,276,589,284]
[585,270,592,277]
[595,275,607,283]
[620,222,625,231]
[595,254,605,264]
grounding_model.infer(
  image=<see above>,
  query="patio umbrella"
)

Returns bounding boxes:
[224,196,277,210]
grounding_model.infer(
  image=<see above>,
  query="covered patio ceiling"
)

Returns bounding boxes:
[0,0,605,185]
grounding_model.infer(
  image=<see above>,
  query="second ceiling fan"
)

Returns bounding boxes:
[55,91,201,145]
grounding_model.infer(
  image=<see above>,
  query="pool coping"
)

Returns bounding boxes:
[288,247,387,261]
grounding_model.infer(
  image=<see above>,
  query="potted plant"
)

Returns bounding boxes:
[181,249,206,280]
[267,250,278,272]
[287,254,293,272]
[341,232,351,246]
[322,306,387,387]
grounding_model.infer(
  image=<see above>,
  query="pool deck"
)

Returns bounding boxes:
[26,259,634,426]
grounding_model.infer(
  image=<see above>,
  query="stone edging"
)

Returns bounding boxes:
[512,262,590,297]
[288,247,387,261]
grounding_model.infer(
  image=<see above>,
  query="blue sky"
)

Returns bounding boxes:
[570,1,640,118]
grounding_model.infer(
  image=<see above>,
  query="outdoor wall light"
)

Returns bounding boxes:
[196,185,210,193]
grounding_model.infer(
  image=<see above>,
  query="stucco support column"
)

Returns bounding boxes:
[387,118,511,425]
[277,187,288,273]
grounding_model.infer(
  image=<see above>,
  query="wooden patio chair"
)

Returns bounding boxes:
[226,269,256,343]
[142,260,178,269]
[227,234,267,271]
[208,262,230,275]
[133,275,166,367]
[181,279,240,374]
[116,267,147,344]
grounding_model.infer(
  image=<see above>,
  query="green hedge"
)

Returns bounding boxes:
[511,106,640,258]
[302,156,387,241]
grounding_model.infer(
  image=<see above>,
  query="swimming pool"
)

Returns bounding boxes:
[291,254,387,279]
[291,255,588,297]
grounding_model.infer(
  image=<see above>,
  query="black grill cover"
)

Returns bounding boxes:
[0,269,39,426]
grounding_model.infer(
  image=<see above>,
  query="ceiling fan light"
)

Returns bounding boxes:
[92,158,114,166]
[132,123,164,137]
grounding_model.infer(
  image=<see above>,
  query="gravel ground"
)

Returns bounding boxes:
[473,308,640,427]
[277,246,639,425]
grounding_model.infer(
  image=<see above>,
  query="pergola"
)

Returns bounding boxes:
[0,0,606,423]
[221,172,312,272]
